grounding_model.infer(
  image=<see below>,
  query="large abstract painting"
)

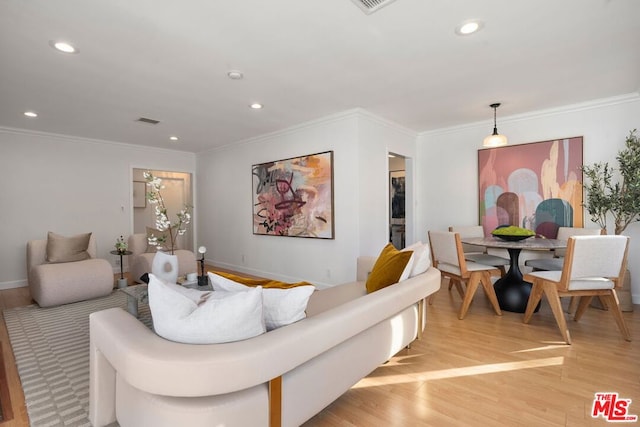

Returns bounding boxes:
[252,151,334,238]
[478,137,583,238]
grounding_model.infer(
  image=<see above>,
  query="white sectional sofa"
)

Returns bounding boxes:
[89,257,441,427]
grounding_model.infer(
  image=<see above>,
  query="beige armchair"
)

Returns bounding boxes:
[128,233,197,283]
[27,233,113,307]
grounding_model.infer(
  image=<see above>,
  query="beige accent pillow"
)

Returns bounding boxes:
[46,231,91,263]
[146,226,177,252]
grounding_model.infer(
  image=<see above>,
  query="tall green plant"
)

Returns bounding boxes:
[582,129,640,235]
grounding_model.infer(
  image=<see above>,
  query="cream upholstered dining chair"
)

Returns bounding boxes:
[524,227,605,314]
[428,230,503,319]
[523,235,630,344]
[448,225,509,275]
[524,226,604,271]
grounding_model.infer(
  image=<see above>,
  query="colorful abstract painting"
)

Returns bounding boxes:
[252,151,334,238]
[478,137,583,238]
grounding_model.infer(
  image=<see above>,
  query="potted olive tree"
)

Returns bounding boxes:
[581,129,639,311]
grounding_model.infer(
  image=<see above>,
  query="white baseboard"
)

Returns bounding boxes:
[0,279,28,290]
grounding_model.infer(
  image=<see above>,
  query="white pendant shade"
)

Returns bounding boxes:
[483,133,508,147]
[483,102,508,147]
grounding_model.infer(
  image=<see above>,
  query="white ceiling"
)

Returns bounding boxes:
[1,0,639,153]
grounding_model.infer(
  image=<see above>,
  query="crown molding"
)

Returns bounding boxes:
[200,108,417,154]
[0,126,196,156]
[353,108,419,138]
[419,92,640,138]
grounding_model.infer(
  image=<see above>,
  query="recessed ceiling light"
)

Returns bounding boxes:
[169,136,179,141]
[250,103,263,109]
[227,70,244,80]
[24,111,38,118]
[49,40,79,54]
[455,20,483,36]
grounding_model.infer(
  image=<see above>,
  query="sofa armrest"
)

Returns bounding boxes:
[356,256,377,281]
[26,240,47,283]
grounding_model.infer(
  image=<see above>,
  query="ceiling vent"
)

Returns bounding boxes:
[136,117,160,125]
[350,0,398,14]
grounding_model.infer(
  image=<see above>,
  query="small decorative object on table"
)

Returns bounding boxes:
[198,246,208,287]
[111,235,133,289]
[115,235,128,254]
[491,226,535,241]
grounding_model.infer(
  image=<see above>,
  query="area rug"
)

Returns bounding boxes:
[2,291,151,427]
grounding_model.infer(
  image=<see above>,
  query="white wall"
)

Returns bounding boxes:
[0,127,195,289]
[357,111,418,253]
[416,93,640,302]
[196,110,417,287]
[5,94,637,298]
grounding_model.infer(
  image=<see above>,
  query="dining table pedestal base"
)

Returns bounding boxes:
[492,248,541,313]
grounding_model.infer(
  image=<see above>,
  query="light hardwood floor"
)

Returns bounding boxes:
[1,275,639,426]
[304,283,640,426]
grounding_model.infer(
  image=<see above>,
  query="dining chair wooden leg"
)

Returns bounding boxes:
[449,278,465,300]
[573,296,593,321]
[480,272,502,316]
[428,292,437,305]
[597,295,609,310]
[542,282,572,344]
[603,290,632,341]
[458,275,480,320]
[498,265,506,277]
[523,281,544,324]
[567,296,579,314]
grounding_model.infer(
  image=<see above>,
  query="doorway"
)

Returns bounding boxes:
[389,153,406,249]
[132,168,194,250]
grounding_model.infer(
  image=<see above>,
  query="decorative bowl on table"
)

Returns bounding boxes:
[491,226,535,242]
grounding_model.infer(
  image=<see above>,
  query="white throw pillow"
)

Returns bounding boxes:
[398,252,415,282]
[148,274,265,344]
[207,272,315,331]
[403,241,431,277]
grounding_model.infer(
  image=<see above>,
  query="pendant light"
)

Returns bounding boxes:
[483,103,508,147]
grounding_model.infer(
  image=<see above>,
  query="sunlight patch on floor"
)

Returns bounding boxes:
[512,344,568,353]
[352,356,565,388]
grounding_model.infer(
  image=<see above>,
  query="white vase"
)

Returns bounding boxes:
[151,251,179,284]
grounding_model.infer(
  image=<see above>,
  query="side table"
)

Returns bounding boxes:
[110,250,133,289]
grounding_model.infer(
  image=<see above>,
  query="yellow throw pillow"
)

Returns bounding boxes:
[366,243,414,293]
[214,271,313,289]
